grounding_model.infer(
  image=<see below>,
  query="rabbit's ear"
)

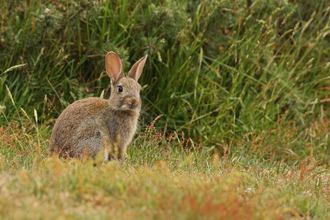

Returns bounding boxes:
[128,55,148,81]
[105,52,124,84]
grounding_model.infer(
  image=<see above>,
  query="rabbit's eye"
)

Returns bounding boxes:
[118,86,123,93]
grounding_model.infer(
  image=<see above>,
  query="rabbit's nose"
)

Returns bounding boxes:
[128,98,139,108]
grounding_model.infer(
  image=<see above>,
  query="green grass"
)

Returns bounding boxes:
[1,0,330,145]
[1,0,330,218]
[1,113,330,219]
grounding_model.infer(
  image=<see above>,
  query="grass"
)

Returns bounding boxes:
[1,0,330,144]
[1,0,330,218]
[1,113,330,219]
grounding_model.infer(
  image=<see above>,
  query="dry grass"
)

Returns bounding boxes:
[0,158,284,220]
[1,116,330,219]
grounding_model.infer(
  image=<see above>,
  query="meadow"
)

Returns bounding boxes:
[1,0,330,219]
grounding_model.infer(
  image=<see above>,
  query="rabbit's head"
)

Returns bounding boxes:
[105,52,147,113]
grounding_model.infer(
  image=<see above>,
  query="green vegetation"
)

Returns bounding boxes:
[1,116,330,219]
[1,0,330,218]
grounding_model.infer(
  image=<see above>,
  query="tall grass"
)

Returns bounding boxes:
[1,0,329,142]
[1,0,330,165]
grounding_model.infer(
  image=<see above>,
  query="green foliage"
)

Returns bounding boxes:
[1,0,330,148]
[1,0,330,159]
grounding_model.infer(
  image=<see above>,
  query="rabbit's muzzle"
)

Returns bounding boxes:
[123,97,139,109]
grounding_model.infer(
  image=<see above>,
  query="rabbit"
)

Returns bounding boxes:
[49,52,147,161]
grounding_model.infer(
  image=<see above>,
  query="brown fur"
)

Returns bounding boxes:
[49,52,147,160]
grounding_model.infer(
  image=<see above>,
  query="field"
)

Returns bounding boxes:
[1,0,330,219]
